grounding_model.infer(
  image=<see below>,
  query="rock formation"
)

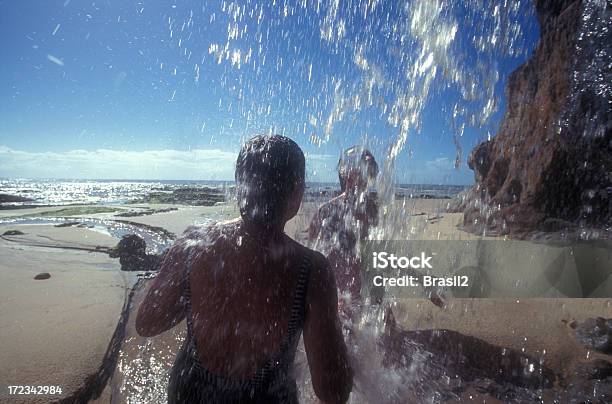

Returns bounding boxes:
[2,229,25,236]
[109,234,162,272]
[134,186,226,206]
[381,308,555,400]
[463,0,611,236]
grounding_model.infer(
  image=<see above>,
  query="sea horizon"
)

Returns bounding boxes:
[0,177,472,188]
[0,177,469,207]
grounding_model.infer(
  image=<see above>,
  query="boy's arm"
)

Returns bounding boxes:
[135,245,187,337]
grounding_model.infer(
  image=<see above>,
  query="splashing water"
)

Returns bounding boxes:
[160,0,534,241]
[121,1,612,402]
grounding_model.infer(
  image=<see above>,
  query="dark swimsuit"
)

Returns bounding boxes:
[168,253,311,404]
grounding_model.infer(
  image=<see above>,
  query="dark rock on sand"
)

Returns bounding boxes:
[0,193,34,203]
[34,272,51,280]
[573,317,612,355]
[132,187,226,206]
[462,0,611,236]
[3,229,25,236]
[382,309,556,397]
[109,234,162,272]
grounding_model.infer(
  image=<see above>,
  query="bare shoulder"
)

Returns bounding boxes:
[303,248,334,292]
[178,218,241,250]
[283,235,327,277]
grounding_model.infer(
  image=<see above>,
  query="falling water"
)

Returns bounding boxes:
[159,0,534,238]
[117,1,609,402]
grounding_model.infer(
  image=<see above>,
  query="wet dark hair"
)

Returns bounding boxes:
[235,135,305,226]
[338,146,379,191]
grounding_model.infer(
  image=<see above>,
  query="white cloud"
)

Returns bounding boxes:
[0,146,238,180]
[0,146,339,182]
[425,157,454,170]
[0,145,470,184]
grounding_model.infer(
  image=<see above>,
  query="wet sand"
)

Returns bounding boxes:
[0,199,610,402]
[0,225,129,403]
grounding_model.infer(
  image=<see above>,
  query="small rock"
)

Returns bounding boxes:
[3,229,24,236]
[34,272,51,280]
[574,317,612,354]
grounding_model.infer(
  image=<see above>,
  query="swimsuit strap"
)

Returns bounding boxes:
[182,248,312,390]
[252,252,311,385]
[183,247,197,348]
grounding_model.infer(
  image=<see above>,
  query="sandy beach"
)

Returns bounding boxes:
[0,198,610,403]
[0,225,129,404]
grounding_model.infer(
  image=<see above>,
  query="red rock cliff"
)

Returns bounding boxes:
[463,0,611,236]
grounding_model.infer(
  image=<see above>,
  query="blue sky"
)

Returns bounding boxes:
[0,0,538,184]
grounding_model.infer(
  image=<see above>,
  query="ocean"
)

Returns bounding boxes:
[0,178,468,208]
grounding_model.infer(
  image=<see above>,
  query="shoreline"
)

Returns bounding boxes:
[0,226,130,404]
